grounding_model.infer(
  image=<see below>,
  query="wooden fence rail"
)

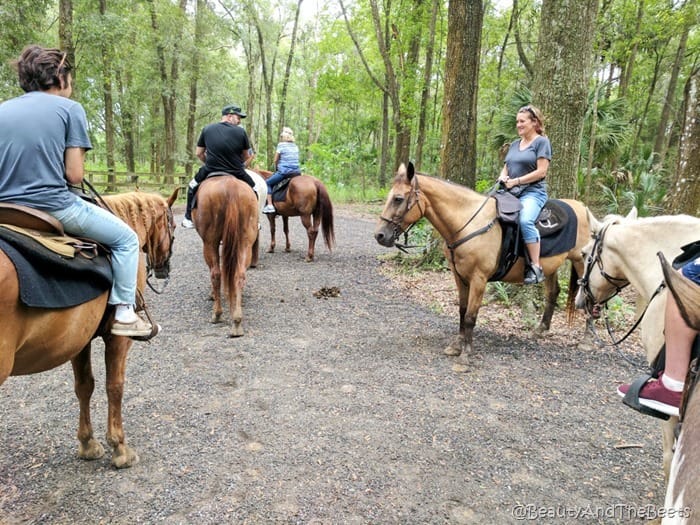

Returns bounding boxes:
[85,171,188,196]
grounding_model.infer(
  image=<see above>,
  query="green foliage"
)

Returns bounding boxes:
[383,219,448,273]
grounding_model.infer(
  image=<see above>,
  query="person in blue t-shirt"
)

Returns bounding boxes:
[0,45,157,338]
[497,105,552,284]
[262,127,300,214]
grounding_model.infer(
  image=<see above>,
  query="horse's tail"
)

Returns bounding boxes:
[314,179,335,251]
[566,262,580,325]
[221,193,242,300]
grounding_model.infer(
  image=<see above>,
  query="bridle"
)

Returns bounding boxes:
[378,178,424,252]
[146,205,175,294]
[578,221,665,347]
[578,222,630,310]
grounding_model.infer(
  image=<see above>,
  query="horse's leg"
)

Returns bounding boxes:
[103,334,139,468]
[283,216,291,253]
[229,260,248,338]
[250,231,259,268]
[662,418,678,483]
[267,215,276,254]
[71,345,106,461]
[444,273,469,357]
[203,244,223,323]
[301,213,318,262]
[536,272,560,333]
[453,278,487,369]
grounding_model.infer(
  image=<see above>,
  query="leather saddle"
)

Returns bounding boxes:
[0,203,64,235]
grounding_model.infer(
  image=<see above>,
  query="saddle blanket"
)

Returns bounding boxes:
[271,173,301,203]
[0,225,112,308]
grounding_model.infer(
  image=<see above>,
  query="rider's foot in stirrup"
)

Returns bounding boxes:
[181,217,194,229]
[523,264,544,285]
[617,374,682,417]
[111,315,158,338]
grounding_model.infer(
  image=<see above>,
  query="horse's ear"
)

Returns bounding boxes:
[626,207,638,220]
[407,161,415,182]
[168,187,180,207]
[586,208,601,234]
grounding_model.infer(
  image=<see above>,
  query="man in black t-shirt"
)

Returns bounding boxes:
[182,104,256,228]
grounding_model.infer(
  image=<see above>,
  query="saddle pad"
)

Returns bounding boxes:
[489,199,578,282]
[0,227,112,308]
[272,173,301,203]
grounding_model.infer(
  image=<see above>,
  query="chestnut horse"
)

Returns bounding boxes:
[374,162,590,369]
[0,189,178,468]
[575,209,700,481]
[660,252,700,521]
[256,169,335,262]
[192,175,259,337]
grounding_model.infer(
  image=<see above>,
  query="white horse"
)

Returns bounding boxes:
[659,254,699,524]
[574,208,700,481]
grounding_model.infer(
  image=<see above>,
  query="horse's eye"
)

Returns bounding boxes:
[393,195,405,206]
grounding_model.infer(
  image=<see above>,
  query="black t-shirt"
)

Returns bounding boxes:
[197,122,251,178]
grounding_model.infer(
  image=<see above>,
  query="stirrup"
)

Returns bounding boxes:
[622,374,671,421]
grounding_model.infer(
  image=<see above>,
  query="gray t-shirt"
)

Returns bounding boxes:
[0,91,92,211]
[503,135,552,192]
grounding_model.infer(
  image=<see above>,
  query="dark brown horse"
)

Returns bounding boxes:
[374,162,590,370]
[659,253,700,519]
[256,169,335,262]
[0,189,178,468]
[192,175,259,336]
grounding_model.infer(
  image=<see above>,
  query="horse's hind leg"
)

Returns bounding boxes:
[203,245,223,323]
[301,213,318,262]
[104,335,139,468]
[71,345,105,461]
[537,272,560,333]
[283,216,291,253]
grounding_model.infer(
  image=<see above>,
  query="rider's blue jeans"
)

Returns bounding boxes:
[519,187,548,244]
[48,197,139,306]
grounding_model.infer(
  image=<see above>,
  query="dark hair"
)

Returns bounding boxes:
[13,45,72,93]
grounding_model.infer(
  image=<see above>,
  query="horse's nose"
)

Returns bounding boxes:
[374,231,385,244]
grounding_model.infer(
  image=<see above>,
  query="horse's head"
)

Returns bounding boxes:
[575,207,636,316]
[146,188,178,281]
[374,162,424,248]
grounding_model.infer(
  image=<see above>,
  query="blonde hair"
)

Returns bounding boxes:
[518,105,546,135]
[280,127,295,142]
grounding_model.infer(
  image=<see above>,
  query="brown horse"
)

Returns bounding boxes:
[0,189,178,468]
[374,162,590,369]
[192,175,259,336]
[659,253,699,520]
[256,169,335,262]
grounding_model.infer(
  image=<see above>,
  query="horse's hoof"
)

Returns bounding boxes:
[305,256,313,262]
[229,326,244,338]
[78,439,105,460]
[211,315,222,324]
[267,247,274,253]
[111,447,139,469]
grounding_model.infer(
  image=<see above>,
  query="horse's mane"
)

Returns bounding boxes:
[102,192,165,244]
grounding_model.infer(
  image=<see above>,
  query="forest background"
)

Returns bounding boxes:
[0,0,698,217]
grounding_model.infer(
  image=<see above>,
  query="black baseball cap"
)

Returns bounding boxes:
[222,104,246,118]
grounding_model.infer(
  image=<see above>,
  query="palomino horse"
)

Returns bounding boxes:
[374,162,590,368]
[574,208,700,481]
[192,174,259,337]
[256,169,335,262]
[0,189,178,468]
[660,253,700,522]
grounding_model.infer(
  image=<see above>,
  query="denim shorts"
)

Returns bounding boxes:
[681,256,700,285]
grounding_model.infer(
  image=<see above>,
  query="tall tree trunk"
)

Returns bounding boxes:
[414,0,439,171]
[532,0,599,199]
[653,24,689,168]
[440,0,483,186]
[185,0,207,180]
[619,0,644,99]
[665,68,700,216]
[278,0,303,131]
[99,0,116,192]
[115,70,136,176]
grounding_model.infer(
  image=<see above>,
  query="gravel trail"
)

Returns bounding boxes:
[0,204,665,524]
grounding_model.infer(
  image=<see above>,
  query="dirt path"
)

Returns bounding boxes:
[0,205,667,524]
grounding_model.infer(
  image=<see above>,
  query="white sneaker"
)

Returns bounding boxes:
[181,218,194,229]
[262,204,276,214]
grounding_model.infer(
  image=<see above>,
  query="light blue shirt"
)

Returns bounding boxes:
[276,141,300,175]
[0,91,92,211]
